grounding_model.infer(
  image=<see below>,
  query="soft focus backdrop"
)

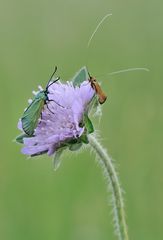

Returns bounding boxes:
[0,0,162,239]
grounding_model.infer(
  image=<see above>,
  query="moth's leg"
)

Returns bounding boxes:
[46,102,55,114]
[47,99,65,109]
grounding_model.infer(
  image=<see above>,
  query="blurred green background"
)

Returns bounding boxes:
[0,0,162,239]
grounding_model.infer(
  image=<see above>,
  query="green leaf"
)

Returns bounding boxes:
[72,66,89,87]
[83,113,94,134]
[15,133,31,144]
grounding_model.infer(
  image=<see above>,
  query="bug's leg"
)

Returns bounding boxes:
[46,103,55,114]
[46,99,66,114]
[47,99,65,109]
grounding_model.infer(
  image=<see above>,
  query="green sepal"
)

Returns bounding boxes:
[69,142,83,151]
[90,95,99,109]
[52,147,66,171]
[67,138,83,151]
[15,133,31,144]
[83,113,94,134]
[80,133,89,144]
[72,66,89,87]
[67,138,79,145]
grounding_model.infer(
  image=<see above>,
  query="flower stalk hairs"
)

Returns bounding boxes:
[16,67,129,240]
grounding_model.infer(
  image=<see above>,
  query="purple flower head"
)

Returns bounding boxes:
[16,67,96,158]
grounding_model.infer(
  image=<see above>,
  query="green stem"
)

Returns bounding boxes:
[88,134,129,240]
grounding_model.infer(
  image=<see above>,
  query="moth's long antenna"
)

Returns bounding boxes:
[87,68,91,78]
[107,67,150,76]
[87,13,112,48]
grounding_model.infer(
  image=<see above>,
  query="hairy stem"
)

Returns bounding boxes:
[88,134,129,240]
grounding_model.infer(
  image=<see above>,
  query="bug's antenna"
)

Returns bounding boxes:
[85,13,112,71]
[107,67,150,76]
[94,67,150,79]
[47,66,58,85]
[87,13,112,48]
[88,71,93,81]
[85,65,91,79]
[47,77,60,89]
[46,66,60,90]
[49,66,57,81]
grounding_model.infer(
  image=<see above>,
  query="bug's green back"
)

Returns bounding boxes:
[21,98,45,135]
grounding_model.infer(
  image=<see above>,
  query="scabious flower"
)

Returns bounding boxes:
[16,67,96,158]
[16,67,129,240]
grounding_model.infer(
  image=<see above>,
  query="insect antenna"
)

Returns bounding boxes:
[94,67,150,79]
[46,66,61,92]
[87,68,91,79]
[106,67,150,76]
[46,67,69,110]
[47,77,60,89]
[87,13,112,48]
[49,66,58,82]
